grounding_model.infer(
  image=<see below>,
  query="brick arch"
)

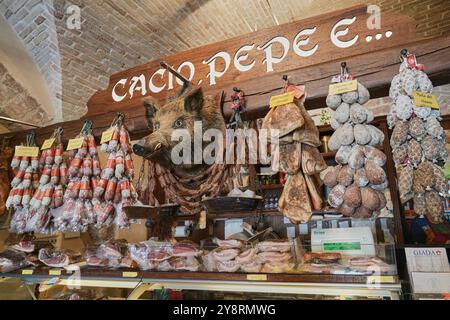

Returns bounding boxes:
[0,0,62,122]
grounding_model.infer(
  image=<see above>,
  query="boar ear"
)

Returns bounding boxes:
[143,98,159,127]
[184,87,204,112]
[144,98,159,118]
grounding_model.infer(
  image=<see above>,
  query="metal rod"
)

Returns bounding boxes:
[160,61,191,86]
[0,116,41,128]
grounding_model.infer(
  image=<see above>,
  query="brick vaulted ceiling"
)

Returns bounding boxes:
[0,0,449,129]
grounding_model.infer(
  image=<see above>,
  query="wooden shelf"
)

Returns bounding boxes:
[207,210,282,219]
[2,267,400,285]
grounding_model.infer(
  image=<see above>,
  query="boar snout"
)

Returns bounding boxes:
[132,143,146,156]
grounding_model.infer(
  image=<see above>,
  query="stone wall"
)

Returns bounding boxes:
[0,0,62,121]
[0,62,51,130]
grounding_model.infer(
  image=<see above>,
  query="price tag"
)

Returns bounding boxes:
[246,274,267,281]
[412,91,439,110]
[49,269,62,276]
[366,275,396,284]
[66,137,84,151]
[328,80,358,95]
[100,129,114,144]
[41,138,55,150]
[122,271,138,278]
[14,146,39,157]
[269,92,295,108]
[21,269,34,275]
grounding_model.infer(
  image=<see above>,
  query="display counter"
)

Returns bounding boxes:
[1,267,402,300]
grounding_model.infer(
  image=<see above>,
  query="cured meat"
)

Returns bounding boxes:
[279,172,312,223]
[257,251,292,263]
[235,248,257,264]
[169,256,200,272]
[173,241,201,257]
[261,260,295,273]
[279,142,302,174]
[217,259,240,272]
[10,241,35,253]
[212,248,240,262]
[303,252,341,264]
[302,144,327,175]
[214,238,244,249]
[201,251,217,272]
[38,248,71,268]
[0,249,33,273]
[304,173,323,210]
[240,260,262,273]
[256,240,291,253]
[261,101,304,139]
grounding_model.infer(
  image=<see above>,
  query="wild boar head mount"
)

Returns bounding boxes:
[133,87,225,175]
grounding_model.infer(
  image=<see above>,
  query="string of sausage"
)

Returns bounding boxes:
[146,140,241,215]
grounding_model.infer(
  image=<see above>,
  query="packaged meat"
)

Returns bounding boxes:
[217,260,240,273]
[38,248,70,268]
[0,249,33,273]
[212,247,240,262]
[256,240,291,253]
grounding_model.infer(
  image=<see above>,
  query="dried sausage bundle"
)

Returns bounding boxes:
[56,120,102,232]
[388,51,449,224]
[97,114,137,228]
[324,64,392,218]
[8,132,41,234]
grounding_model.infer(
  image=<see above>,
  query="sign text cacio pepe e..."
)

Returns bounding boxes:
[110,7,391,103]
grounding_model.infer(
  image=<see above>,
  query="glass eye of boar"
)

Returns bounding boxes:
[154,121,160,130]
[173,118,184,128]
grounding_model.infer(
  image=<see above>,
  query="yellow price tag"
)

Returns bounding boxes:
[366,275,395,284]
[49,269,62,276]
[269,92,295,108]
[122,271,138,278]
[246,274,267,281]
[100,129,114,144]
[412,91,439,110]
[329,80,358,95]
[66,137,85,151]
[14,146,39,157]
[21,269,34,275]
[41,138,55,150]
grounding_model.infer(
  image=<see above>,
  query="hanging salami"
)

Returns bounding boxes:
[97,113,138,228]
[388,50,449,224]
[323,63,393,218]
[55,120,102,232]
[8,132,41,233]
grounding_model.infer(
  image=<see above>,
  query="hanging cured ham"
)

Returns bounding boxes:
[262,81,326,223]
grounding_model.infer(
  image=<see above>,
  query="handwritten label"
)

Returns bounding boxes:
[49,269,62,276]
[14,146,39,157]
[366,275,396,284]
[41,138,55,150]
[269,92,295,108]
[21,269,34,275]
[122,271,138,278]
[412,91,439,109]
[246,274,267,281]
[100,129,114,144]
[328,80,358,95]
[66,138,84,151]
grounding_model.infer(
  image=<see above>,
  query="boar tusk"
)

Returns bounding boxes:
[154,143,162,151]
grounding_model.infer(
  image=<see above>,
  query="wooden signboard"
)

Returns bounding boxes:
[87,5,427,117]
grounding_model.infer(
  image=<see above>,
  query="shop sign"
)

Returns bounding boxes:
[86,5,420,116]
